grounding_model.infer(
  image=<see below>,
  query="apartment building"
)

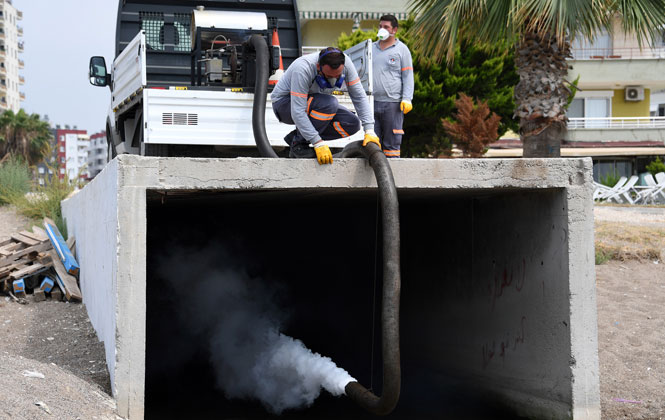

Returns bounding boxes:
[87,131,108,179]
[53,126,89,182]
[0,0,23,112]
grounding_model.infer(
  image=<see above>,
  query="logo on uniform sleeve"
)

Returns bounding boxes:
[389,57,396,64]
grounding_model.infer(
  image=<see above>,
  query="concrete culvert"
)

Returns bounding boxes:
[61,156,600,419]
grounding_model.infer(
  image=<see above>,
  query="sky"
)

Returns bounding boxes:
[19,0,117,134]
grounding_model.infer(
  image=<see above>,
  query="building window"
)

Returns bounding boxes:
[60,168,65,174]
[140,12,165,51]
[38,167,45,174]
[61,157,65,163]
[593,159,633,182]
[567,96,611,127]
[60,146,64,152]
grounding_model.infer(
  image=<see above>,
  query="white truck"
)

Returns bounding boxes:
[89,1,373,159]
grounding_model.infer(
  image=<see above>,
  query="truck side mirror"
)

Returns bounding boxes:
[89,56,109,87]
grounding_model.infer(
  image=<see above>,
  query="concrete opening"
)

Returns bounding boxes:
[144,187,569,419]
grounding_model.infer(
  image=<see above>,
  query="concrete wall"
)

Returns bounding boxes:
[62,155,600,419]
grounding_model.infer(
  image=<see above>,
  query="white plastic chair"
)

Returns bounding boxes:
[595,176,627,201]
[643,172,665,204]
[606,175,639,204]
[634,173,658,203]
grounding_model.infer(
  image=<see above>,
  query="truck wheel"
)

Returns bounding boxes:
[106,124,117,163]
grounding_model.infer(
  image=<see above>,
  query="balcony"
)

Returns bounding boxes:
[567,116,665,143]
[18,75,23,84]
[18,59,23,68]
[571,47,665,60]
[17,26,22,36]
[0,81,6,92]
[569,51,665,90]
[0,30,5,41]
[17,11,22,21]
[569,116,665,129]
[19,91,24,100]
[17,41,23,52]
[0,66,6,75]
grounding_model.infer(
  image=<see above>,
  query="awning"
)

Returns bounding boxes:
[299,11,408,20]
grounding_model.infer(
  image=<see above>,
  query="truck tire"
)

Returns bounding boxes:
[106,123,117,163]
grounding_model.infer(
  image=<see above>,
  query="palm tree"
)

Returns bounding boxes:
[408,0,665,157]
[0,109,52,165]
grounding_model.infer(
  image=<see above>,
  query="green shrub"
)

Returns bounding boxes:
[0,157,31,205]
[600,171,621,188]
[8,163,75,237]
[646,157,665,177]
[595,247,611,265]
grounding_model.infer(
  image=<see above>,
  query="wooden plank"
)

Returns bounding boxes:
[66,236,76,260]
[47,250,82,301]
[9,263,51,280]
[44,218,80,276]
[31,226,49,240]
[0,237,12,247]
[0,241,52,269]
[0,242,23,256]
[20,230,49,243]
[10,233,39,247]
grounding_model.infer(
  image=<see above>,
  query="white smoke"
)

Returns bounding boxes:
[157,244,355,414]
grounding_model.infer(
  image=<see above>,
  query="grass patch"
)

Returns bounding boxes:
[0,161,75,236]
[0,158,31,205]
[595,221,665,264]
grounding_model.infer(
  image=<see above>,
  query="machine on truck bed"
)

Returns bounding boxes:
[89,0,373,158]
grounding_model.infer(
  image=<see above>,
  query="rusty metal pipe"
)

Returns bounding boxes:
[337,141,401,415]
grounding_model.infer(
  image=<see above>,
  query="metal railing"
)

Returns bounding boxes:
[302,46,326,55]
[571,47,665,60]
[568,116,665,129]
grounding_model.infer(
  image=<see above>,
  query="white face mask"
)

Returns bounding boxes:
[377,28,390,41]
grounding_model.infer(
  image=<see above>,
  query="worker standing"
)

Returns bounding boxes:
[271,47,379,165]
[372,14,414,158]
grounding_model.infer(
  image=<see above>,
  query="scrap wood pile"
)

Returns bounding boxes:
[0,218,81,304]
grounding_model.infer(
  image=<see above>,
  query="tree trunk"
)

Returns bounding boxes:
[514,30,572,158]
[521,119,564,157]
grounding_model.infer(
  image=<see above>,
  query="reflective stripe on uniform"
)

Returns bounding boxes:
[347,77,361,86]
[307,97,313,114]
[310,109,335,121]
[401,66,413,71]
[290,91,307,98]
[384,149,400,157]
[333,121,349,137]
[392,129,404,134]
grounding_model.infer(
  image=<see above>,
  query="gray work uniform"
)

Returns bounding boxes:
[271,53,374,146]
[372,39,414,157]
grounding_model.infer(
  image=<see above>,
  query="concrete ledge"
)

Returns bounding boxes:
[62,155,599,419]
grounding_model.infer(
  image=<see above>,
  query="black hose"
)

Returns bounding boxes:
[249,34,278,158]
[338,141,401,416]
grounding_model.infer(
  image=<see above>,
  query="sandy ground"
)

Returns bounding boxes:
[0,204,664,419]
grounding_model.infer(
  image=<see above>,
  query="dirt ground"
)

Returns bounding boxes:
[0,204,663,419]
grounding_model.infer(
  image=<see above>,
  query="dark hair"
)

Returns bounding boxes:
[379,14,398,29]
[318,47,345,69]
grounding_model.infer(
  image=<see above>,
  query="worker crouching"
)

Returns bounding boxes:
[271,47,379,165]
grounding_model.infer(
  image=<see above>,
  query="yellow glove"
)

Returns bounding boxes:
[400,100,413,114]
[362,130,380,148]
[314,142,333,165]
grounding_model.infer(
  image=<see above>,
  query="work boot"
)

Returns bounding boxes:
[284,129,297,146]
[289,141,316,159]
